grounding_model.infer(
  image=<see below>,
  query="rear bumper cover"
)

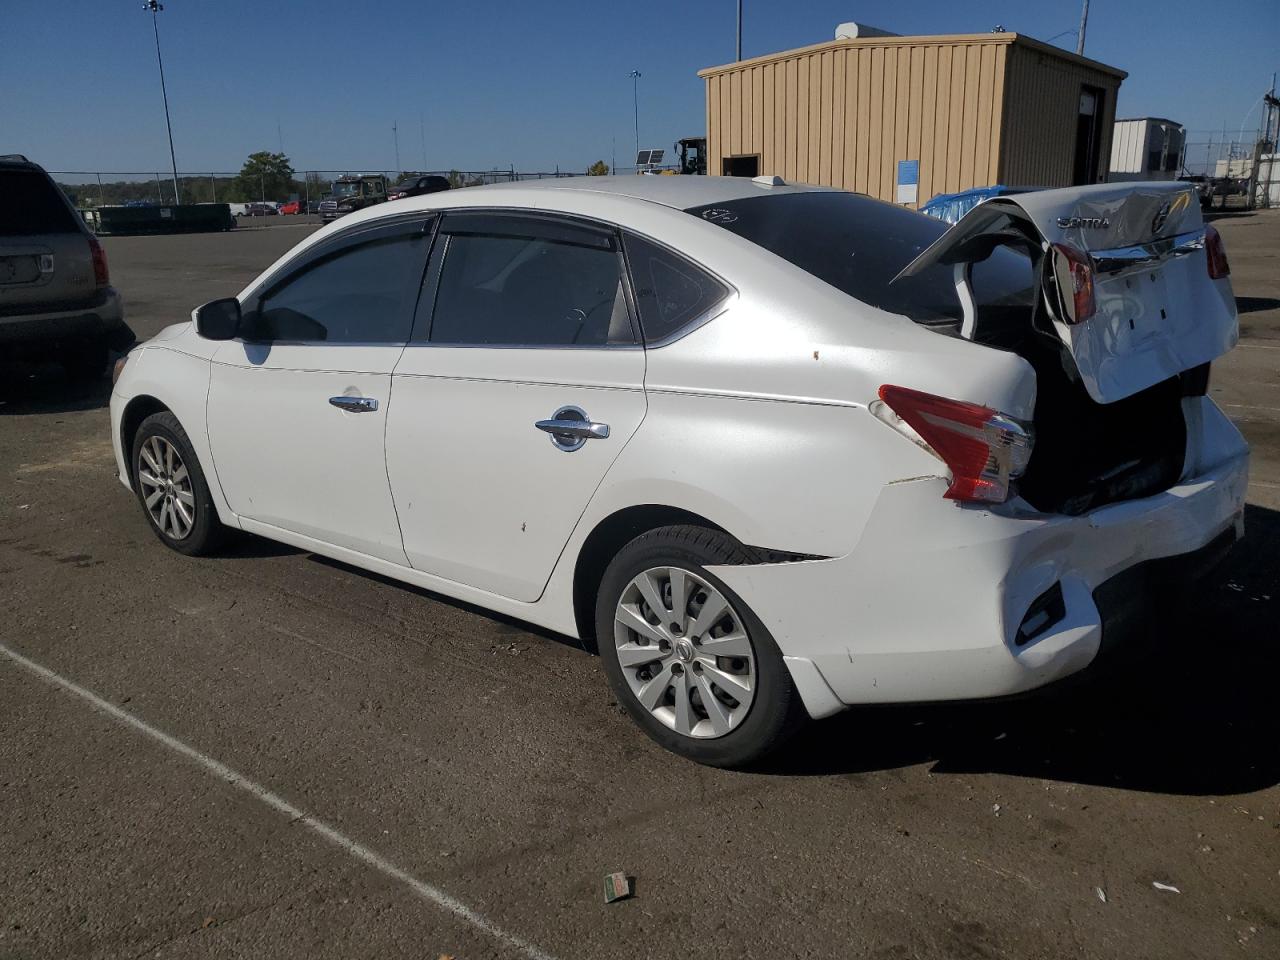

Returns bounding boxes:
[709,422,1248,716]
[0,287,133,354]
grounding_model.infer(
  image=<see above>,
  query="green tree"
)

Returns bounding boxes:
[231,151,295,202]
[586,160,610,176]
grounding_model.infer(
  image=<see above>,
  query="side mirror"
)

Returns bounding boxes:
[193,297,241,340]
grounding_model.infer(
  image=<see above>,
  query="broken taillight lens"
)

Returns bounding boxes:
[877,385,1033,504]
[1050,242,1096,324]
[1204,224,1230,279]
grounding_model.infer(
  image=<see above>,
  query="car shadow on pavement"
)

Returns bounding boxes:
[1235,296,1280,315]
[765,503,1280,797]
[0,362,112,415]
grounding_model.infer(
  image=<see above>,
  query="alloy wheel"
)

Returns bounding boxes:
[137,435,195,541]
[613,566,756,739]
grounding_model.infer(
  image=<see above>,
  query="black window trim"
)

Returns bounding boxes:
[236,212,438,346]
[409,208,644,350]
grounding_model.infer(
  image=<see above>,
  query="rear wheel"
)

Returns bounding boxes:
[131,411,226,556]
[596,525,802,767]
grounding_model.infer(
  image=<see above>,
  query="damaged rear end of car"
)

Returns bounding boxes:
[892,181,1240,516]
[689,181,1247,710]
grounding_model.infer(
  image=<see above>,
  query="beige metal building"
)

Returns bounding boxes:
[699,31,1126,207]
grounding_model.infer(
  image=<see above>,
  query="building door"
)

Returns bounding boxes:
[1073,86,1105,184]
[721,155,760,177]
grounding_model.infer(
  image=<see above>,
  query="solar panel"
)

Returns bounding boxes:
[635,150,653,165]
[647,149,665,164]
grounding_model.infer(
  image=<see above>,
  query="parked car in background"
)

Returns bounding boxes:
[920,184,1041,224]
[1,154,134,379]
[244,202,278,217]
[110,176,1244,767]
[278,200,305,215]
[388,174,450,200]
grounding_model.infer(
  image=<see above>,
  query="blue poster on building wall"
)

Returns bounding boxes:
[896,159,919,204]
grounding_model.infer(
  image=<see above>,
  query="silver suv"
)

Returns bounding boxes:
[0,155,133,379]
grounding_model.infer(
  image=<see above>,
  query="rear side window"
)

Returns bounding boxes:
[685,192,1030,325]
[423,216,634,346]
[623,234,729,344]
[0,169,80,236]
[249,232,427,343]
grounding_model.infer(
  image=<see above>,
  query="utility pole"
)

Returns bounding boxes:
[629,70,641,163]
[1076,0,1089,56]
[736,0,743,60]
[392,121,400,174]
[144,1,181,205]
[420,113,427,169]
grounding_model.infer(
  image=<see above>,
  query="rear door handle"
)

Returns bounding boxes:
[535,405,610,451]
[329,396,379,413]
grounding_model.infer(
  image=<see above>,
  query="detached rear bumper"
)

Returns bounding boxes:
[708,413,1248,717]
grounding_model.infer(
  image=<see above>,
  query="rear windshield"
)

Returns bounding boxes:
[684,191,1031,324]
[0,169,80,236]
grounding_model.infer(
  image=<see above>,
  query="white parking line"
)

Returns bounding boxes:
[0,641,557,960]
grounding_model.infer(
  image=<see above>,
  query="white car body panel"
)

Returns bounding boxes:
[206,342,409,565]
[386,346,647,601]
[110,176,1248,725]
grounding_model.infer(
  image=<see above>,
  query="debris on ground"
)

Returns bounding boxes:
[1152,881,1181,893]
[603,871,633,903]
[992,804,1002,815]
[1095,887,1107,903]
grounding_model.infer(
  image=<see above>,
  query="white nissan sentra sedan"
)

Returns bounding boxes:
[110,175,1247,766]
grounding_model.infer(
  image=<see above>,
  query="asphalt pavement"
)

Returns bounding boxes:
[1,214,1277,959]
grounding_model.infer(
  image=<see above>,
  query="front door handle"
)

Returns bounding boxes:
[535,405,610,451]
[329,396,379,413]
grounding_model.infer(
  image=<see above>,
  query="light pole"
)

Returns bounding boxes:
[736,0,743,60]
[629,70,641,163]
[1076,0,1090,56]
[392,121,400,174]
[143,1,181,205]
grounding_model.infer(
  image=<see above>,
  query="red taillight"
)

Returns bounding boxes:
[877,385,1033,504]
[87,233,109,288]
[1050,242,1095,324]
[1205,224,1230,279]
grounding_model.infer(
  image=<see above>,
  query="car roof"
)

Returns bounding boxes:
[442,175,834,210]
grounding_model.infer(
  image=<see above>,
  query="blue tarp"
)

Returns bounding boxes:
[920,185,1039,225]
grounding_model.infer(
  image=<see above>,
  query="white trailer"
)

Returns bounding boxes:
[1109,117,1185,182]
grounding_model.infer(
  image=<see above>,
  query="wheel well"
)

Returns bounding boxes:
[572,505,727,651]
[119,395,170,489]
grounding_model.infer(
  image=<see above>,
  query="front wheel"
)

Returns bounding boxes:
[131,411,226,556]
[595,525,802,767]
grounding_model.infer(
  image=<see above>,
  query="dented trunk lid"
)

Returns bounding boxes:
[897,182,1238,404]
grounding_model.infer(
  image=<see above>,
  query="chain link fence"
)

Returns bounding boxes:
[49,168,585,209]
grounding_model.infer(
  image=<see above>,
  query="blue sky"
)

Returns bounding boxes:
[2,0,1276,178]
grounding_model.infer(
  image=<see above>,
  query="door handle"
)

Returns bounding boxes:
[535,405,610,451]
[329,396,379,413]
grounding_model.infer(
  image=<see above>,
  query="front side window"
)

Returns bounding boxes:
[423,217,633,346]
[249,229,427,343]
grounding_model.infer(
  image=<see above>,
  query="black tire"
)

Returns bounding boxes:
[130,411,226,556]
[61,342,108,381]
[595,525,803,767]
